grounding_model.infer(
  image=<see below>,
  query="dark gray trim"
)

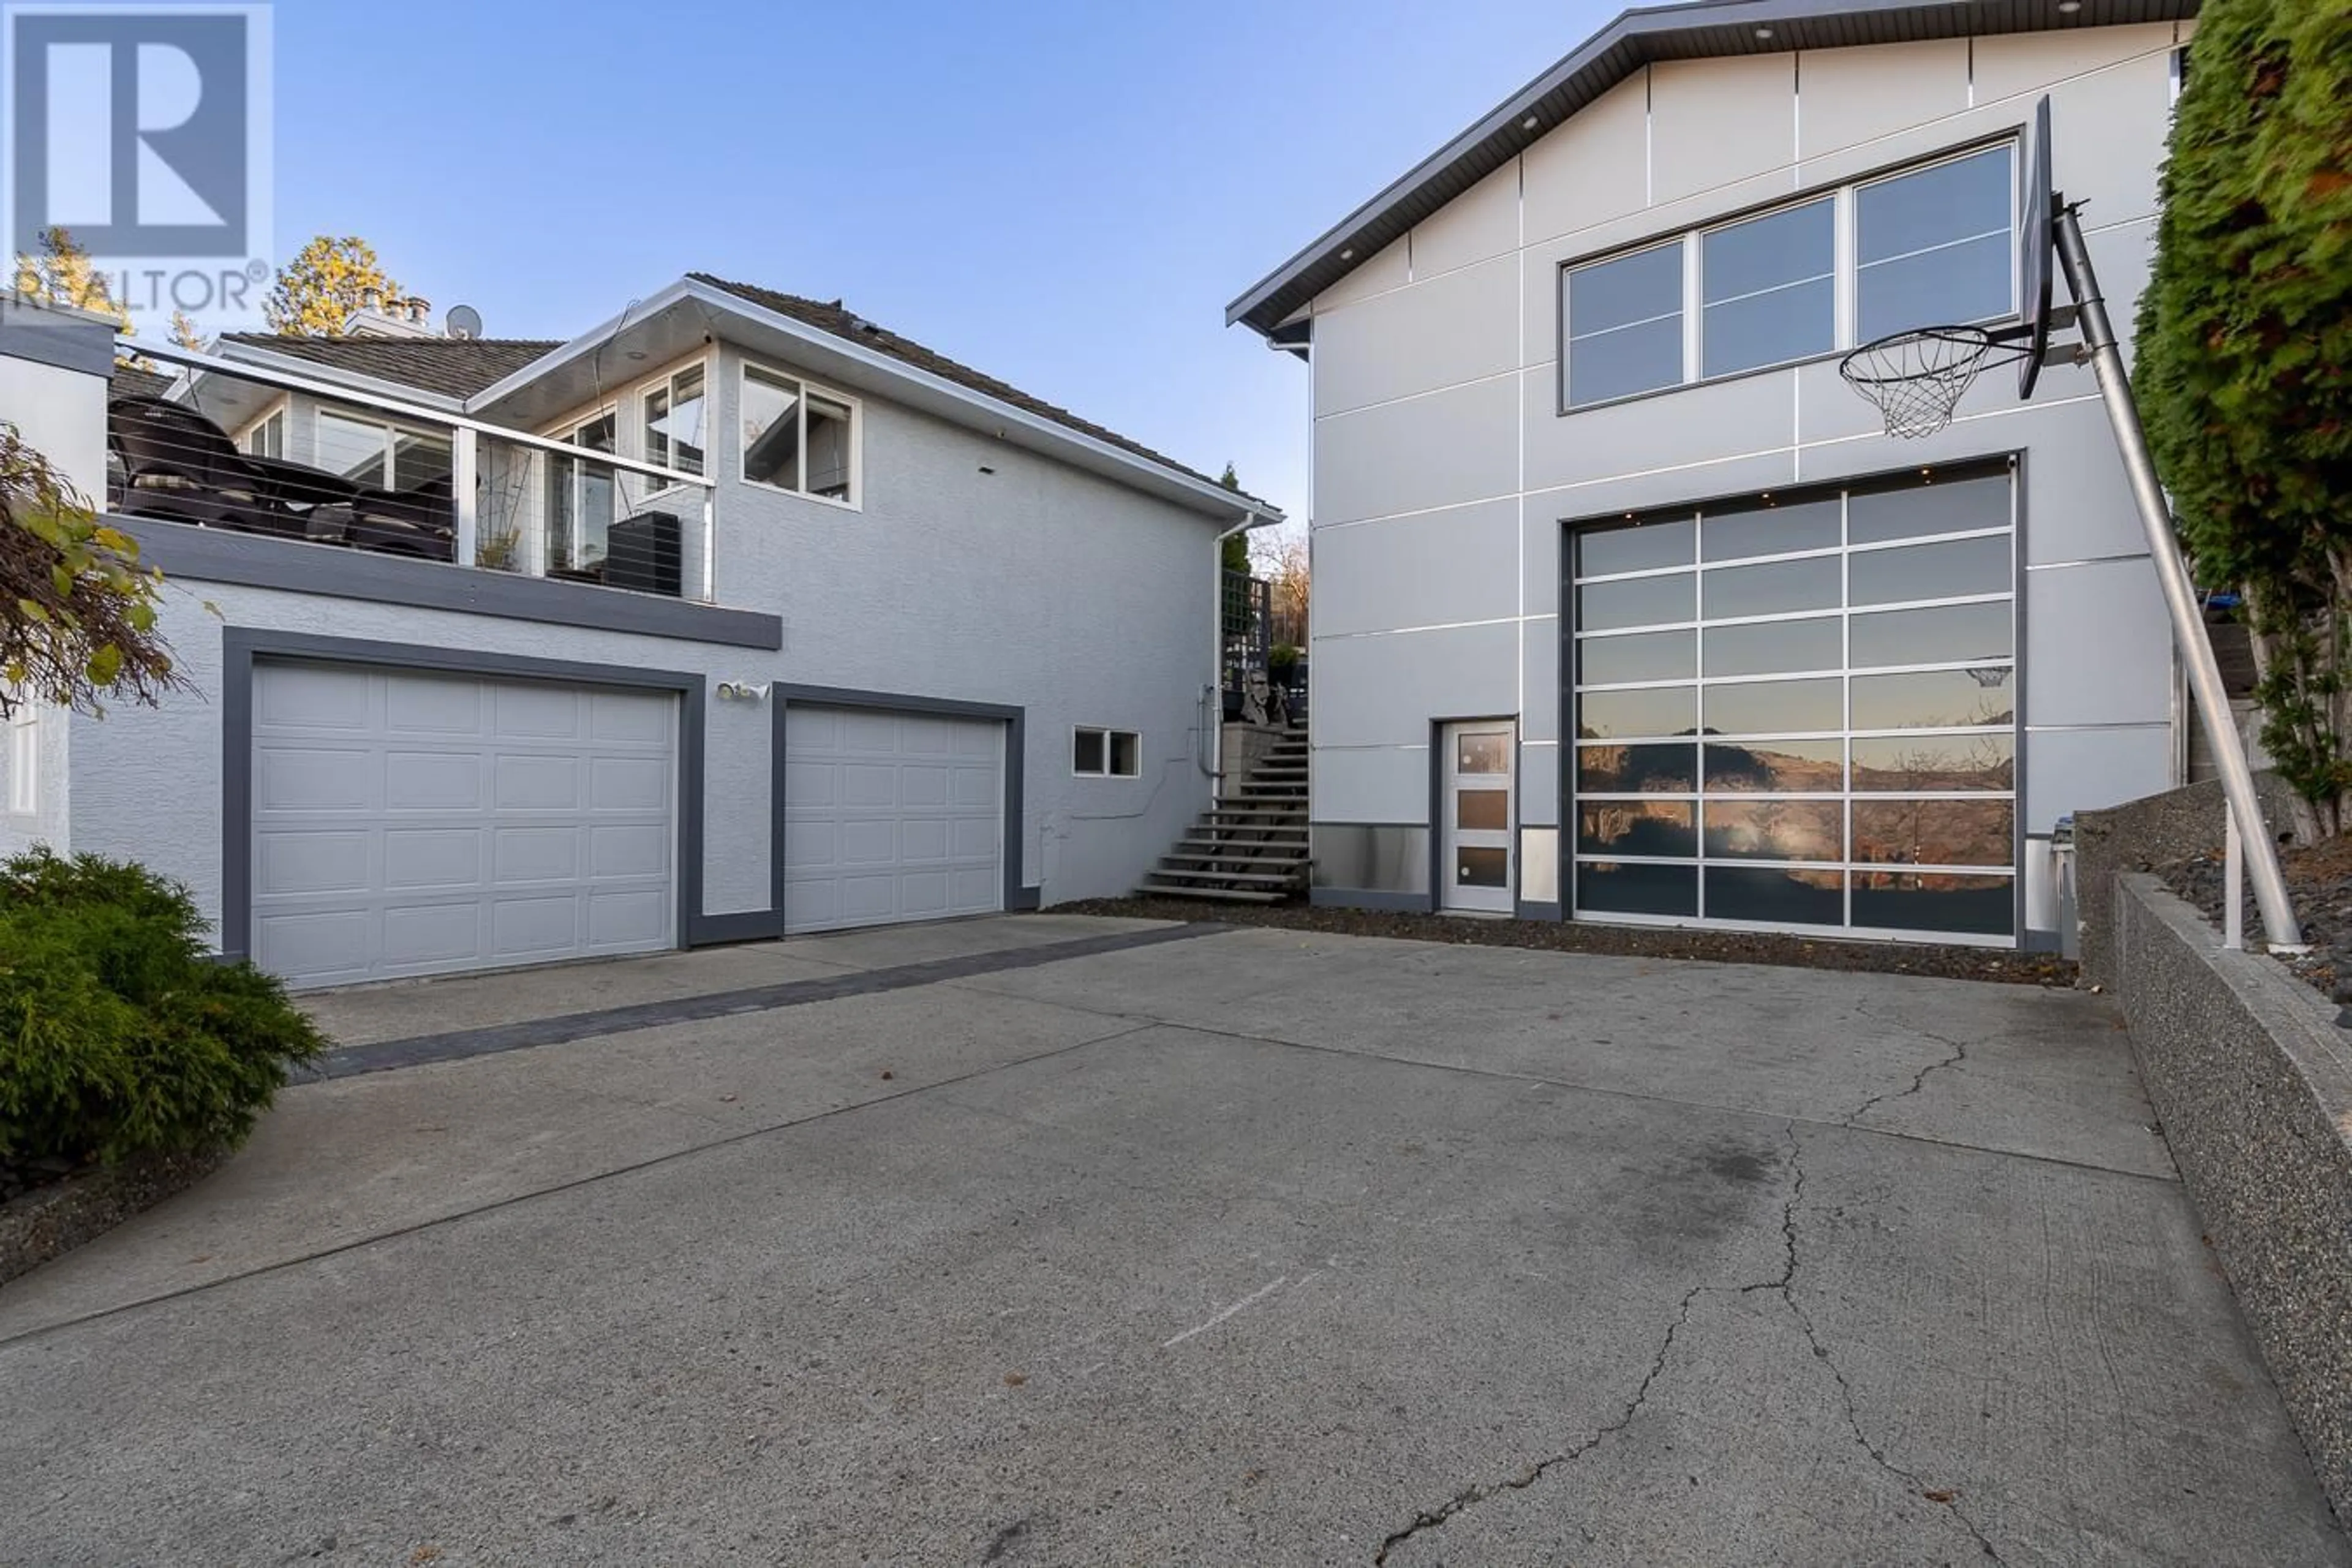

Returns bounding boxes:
[310,921,1234,1079]
[121,517,783,650]
[219,629,709,963]
[1226,0,2200,336]
[1009,884,1042,911]
[1556,453,2024,941]
[0,307,114,376]
[1311,886,1436,914]
[771,684,1031,926]
[1516,899,1565,922]
[692,910,787,945]
[2013,448,2032,949]
[2022,927,2063,953]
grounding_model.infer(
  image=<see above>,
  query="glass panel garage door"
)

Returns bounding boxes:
[1569,464,2016,942]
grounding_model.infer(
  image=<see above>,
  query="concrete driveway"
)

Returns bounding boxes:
[1,914,2343,1567]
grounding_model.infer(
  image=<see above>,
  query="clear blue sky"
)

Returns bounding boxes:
[264,0,1623,527]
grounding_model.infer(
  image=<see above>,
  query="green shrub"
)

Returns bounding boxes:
[0,848,326,1169]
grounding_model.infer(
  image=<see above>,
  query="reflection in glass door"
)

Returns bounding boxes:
[1444,722,1515,914]
[1568,463,2018,943]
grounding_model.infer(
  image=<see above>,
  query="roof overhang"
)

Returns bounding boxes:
[470,278,1280,527]
[184,337,471,432]
[1226,0,2200,337]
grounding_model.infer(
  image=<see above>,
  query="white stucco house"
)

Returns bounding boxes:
[0,278,1275,987]
[1227,0,2200,948]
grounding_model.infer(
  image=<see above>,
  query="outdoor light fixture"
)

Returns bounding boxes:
[1755,26,1773,39]
[1521,114,1539,130]
[1339,247,1354,260]
[2056,1,2082,11]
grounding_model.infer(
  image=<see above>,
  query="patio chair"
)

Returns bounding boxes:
[349,474,455,562]
[107,396,295,536]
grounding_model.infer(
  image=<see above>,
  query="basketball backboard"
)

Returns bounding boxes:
[2016,94,2056,398]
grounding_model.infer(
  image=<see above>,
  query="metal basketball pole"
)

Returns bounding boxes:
[2052,205,2304,949]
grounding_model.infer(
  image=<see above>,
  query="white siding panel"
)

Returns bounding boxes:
[1796,40,1970,160]
[1311,747,1432,824]
[1523,74,1650,247]
[1314,375,1520,526]
[1970,23,2177,108]
[1312,621,1520,749]
[1529,369,1792,494]
[2026,559,2173,729]
[1650,55,1796,206]
[2022,724,2174,834]
[1313,235,1411,314]
[1314,254,1518,417]
[1313,499,1520,638]
[1411,162,1520,277]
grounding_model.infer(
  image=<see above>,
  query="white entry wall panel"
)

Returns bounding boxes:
[783,705,1003,934]
[249,662,677,988]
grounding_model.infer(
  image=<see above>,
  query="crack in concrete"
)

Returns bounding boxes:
[1370,1278,1709,1566]
[1844,1008,1983,1127]
[1371,1125,1804,1566]
[1373,1125,2007,1567]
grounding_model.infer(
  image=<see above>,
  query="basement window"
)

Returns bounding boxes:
[1074,726,1140,778]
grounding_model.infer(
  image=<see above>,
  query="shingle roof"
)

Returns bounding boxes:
[109,362,177,401]
[690,274,1266,507]
[1228,0,2202,336]
[217,334,562,399]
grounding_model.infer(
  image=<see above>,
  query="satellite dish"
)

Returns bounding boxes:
[445,303,484,339]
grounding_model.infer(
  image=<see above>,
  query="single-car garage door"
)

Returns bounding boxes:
[783,704,1003,933]
[249,661,679,988]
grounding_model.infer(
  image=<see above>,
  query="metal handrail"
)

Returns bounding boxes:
[116,337,715,492]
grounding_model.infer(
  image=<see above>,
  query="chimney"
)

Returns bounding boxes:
[361,287,384,313]
[409,296,431,325]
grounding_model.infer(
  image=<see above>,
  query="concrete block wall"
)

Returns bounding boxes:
[2113,875,2352,1518]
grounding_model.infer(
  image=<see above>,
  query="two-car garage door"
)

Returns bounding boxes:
[249,662,679,989]
[247,663,1006,985]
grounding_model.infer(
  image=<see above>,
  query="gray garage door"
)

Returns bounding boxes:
[782,704,1003,934]
[249,661,678,989]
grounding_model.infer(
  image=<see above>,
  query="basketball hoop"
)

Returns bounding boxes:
[1963,666,2011,690]
[1838,326,2032,439]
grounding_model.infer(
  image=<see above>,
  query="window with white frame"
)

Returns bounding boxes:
[741,363,858,504]
[1562,142,2018,410]
[241,405,285,460]
[315,407,453,492]
[639,364,707,489]
[7,705,37,815]
[546,410,619,572]
[1073,727,1140,778]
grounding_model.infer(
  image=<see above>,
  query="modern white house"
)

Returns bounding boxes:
[1227,0,2200,948]
[0,279,1275,987]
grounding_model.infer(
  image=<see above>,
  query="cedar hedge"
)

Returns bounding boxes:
[2136,0,2352,831]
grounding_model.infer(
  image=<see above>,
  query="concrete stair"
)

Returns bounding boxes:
[1136,725,1310,903]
